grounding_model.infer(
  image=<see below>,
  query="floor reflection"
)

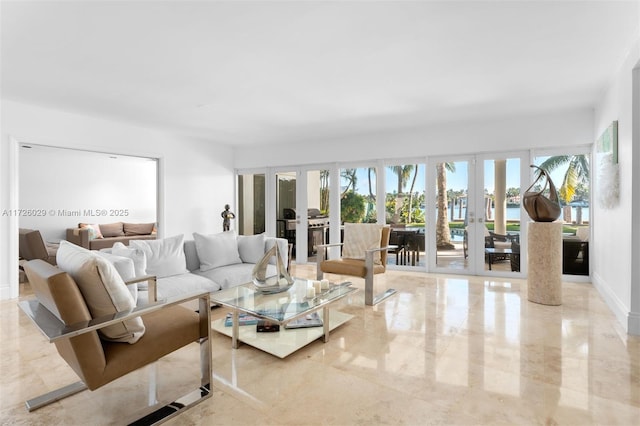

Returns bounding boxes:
[3,265,639,425]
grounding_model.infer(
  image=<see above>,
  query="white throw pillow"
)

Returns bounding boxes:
[56,241,145,344]
[96,251,138,302]
[193,231,242,271]
[112,242,148,277]
[237,233,266,264]
[131,235,188,278]
[342,223,383,264]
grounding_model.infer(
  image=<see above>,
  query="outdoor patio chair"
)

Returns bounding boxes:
[510,241,521,272]
[387,230,405,265]
[484,228,518,264]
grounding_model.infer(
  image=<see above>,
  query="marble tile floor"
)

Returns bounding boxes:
[1,264,639,425]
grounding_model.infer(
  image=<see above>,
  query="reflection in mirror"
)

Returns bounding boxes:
[18,144,158,244]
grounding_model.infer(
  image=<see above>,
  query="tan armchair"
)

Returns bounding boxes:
[19,228,58,265]
[316,224,395,306]
[20,259,211,424]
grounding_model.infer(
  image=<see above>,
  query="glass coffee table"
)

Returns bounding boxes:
[210,278,356,358]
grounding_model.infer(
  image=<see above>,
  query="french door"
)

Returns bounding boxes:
[428,152,527,276]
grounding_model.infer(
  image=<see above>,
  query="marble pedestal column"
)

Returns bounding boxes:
[527,221,562,305]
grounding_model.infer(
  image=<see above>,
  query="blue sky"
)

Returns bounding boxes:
[346,157,571,196]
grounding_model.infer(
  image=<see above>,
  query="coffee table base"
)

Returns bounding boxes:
[212,310,353,358]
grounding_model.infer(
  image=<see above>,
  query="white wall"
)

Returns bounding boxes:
[234,108,594,169]
[0,100,235,300]
[19,146,157,242]
[593,39,640,334]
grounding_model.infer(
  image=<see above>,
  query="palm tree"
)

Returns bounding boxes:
[388,165,414,223]
[407,164,419,223]
[538,155,589,203]
[319,169,329,214]
[340,168,357,197]
[436,162,456,250]
[367,167,376,199]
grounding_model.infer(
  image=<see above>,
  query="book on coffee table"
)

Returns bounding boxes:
[224,312,261,327]
[284,311,323,329]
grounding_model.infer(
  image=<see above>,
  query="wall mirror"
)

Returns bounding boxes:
[19,144,158,244]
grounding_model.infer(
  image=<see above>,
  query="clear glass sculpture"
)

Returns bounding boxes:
[251,243,294,293]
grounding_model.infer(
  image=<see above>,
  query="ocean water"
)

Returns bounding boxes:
[446,206,590,222]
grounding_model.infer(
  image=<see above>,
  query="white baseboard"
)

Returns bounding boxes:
[592,272,630,334]
[0,284,19,300]
[628,311,640,336]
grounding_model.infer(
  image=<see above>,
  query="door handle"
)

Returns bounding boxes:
[478,218,484,223]
[469,218,475,223]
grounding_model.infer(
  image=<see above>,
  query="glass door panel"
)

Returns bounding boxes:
[481,157,521,274]
[534,152,591,276]
[386,163,425,267]
[339,167,376,224]
[305,169,330,263]
[431,159,471,272]
[276,171,297,256]
[237,173,265,235]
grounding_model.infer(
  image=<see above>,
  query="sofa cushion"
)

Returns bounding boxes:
[265,237,290,269]
[88,235,156,251]
[237,233,266,264]
[124,222,155,236]
[96,251,139,302]
[156,272,221,299]
[183,240,201,272]
[56,241,145,344]
[194,262,276,290]
[131,235,188,278]
[193,231,242,272]
[99,222,125,238]
[79,223,103,240]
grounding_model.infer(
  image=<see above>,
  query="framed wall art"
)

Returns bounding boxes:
[596,120,619,209]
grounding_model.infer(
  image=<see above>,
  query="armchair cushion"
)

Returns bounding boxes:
[131,234,188,278]
[56,241,145,344]
[342,223,383,264]
[320,258,386,278]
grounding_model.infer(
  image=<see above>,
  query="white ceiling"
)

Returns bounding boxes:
[2,1,639,146]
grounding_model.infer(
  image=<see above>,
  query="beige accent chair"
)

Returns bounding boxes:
[20,259,211,424]
[19,228,58,265]
[316,225,395,306]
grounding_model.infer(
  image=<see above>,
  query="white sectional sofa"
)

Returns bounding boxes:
[98,232,289,307]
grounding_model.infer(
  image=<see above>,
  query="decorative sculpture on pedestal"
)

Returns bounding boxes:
[251,243,294,294]
[523,165,561,222]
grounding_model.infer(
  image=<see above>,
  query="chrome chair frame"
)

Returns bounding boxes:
[18,276,212,425]
[316,242,396,306]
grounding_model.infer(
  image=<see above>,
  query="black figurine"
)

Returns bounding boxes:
[221,204,235,231]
